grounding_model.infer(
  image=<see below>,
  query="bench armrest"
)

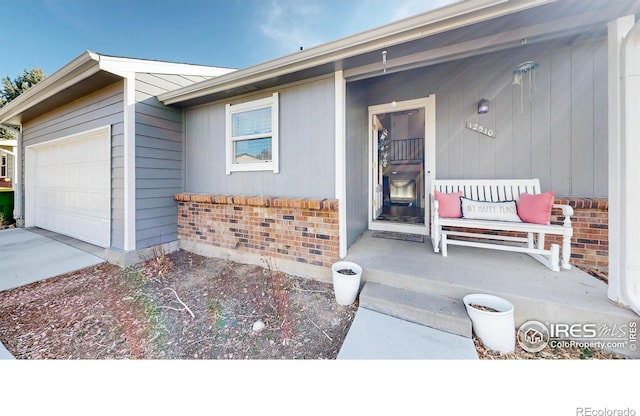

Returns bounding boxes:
[431,195,440,218]
[553,204,573,228]
[553,204,573,216]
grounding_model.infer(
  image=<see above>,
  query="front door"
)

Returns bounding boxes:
[368,96,435,236]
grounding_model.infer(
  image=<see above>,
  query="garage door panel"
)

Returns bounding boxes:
[27,128,111,248]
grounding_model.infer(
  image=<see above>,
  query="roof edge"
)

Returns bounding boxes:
[97,54,237,77]
[0,51,239,124]
[0,51,102,124]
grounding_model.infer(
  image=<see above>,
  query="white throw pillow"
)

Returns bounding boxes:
[461,197,522,222]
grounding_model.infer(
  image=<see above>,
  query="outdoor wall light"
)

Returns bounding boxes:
[478,99,490,114]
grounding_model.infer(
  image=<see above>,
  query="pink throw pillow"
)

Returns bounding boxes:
[517,191,555,224]
[434,191,463,218]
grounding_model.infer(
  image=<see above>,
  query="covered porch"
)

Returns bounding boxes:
[339,2,640,318]
[344,230,639,358]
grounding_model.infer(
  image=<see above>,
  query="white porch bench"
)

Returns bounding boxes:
[430,179,573,272]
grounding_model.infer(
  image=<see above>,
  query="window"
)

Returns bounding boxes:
[0,155,6,178]
[225,93,279,174]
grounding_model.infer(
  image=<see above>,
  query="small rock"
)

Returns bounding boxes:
[252,320,266,332]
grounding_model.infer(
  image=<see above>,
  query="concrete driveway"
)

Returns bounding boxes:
[0,228,105,359]
[0,228,104,292]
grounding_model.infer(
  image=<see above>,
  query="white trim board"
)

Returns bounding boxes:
[123,76,136,251]
[335,71,347,259]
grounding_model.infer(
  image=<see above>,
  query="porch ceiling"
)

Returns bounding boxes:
[161,0,640,107]
[341,1,622,80]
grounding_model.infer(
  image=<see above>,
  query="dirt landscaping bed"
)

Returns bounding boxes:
[0,250,357,359]
[0,249,627,360]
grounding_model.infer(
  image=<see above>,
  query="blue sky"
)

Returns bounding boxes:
[0,0,457,79]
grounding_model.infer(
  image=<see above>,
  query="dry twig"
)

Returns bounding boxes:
[163,287,195,319]
[307,317,332,341]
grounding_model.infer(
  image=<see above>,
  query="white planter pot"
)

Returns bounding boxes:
[331,261,362,306]
[463,294,515,353]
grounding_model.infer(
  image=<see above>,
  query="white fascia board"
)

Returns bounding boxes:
[0,51,101,124]
[97,55,236,77]
[159,0,554,105]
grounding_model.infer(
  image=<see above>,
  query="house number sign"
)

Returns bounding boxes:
[466,122,496,138]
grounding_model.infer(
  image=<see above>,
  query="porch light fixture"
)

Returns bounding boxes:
[477,99,489,114]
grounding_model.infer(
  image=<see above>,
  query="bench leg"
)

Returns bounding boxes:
[561,234,572,270]
[431,218,440,253]
[537,233,546,250]
[441,233,448,257]
[550,243,560,272]
[527,243,561,272]
[431,229,440,253]
[527,233,534,249]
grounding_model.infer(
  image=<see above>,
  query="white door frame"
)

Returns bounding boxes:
[367,95,436,235]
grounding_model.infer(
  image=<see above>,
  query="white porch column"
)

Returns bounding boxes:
[335,70,347,259]
[608,16,640,316]
[620,20,640,315]
[123,75,137,251]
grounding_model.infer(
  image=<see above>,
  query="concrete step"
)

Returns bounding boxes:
[359,282,472,338]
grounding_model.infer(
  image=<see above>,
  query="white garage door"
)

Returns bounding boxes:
[26,127,111,248]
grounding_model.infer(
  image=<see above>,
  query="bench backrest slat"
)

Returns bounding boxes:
[431,179,542,202]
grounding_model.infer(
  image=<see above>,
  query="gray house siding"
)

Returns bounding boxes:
[345,85,369,248]
[134,73,207,249]
[356,37,608,198]
[183,76,336,199]
[21,81,126,249]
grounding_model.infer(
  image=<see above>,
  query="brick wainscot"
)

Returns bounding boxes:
[175,193,340,282]
[549,197,608,273]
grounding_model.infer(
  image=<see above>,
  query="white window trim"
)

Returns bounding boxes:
[225,92,279,174]
[0,155,6,177]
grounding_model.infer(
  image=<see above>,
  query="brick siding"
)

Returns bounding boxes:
[549,197,608,271]
[175,194,340,268]
[176,193,609,274]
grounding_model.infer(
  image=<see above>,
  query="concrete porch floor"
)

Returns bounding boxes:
[343,230,640,358]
